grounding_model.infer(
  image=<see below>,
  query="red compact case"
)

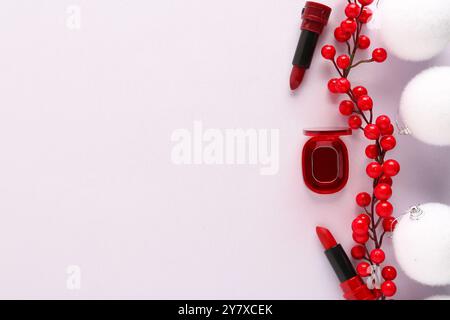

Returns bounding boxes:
[302,128,351,194]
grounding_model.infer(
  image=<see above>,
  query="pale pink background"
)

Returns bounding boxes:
[0,0,448,299]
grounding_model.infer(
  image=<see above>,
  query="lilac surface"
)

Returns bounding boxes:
[0,0,448,299]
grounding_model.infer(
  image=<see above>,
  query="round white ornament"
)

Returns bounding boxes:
[399,66,450,146]
[393,203,450,286]
[379,0,450,61]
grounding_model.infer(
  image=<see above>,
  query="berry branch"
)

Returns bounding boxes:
[321,0,399,300]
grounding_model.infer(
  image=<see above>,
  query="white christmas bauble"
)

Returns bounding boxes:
[425,295,450,300]
[393,203,450,286]
[379,0,450,61]
[399,67,450,146]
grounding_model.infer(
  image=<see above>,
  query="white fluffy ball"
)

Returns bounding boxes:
[400,67,450,146]
[393,203,450,286]
[379,0,450,61]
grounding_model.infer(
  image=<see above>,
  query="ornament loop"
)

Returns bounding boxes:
[408,205,424,220]
[395,118,412,136]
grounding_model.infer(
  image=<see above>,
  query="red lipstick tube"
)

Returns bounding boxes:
[290,2,332,90]
[316,227,376,300]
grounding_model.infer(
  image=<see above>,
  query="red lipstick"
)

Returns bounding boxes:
[290,2,331,90]
[290,66,306,91]
[316,226,337,250]
[316,226,376,300]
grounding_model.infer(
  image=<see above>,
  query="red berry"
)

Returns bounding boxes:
[365,144,379,159]
[380,135,397,151]
[358,35,371,49]
[348,115,362,129]
[376,115,391,131]
[341,19,357,34]
[354,234,369,245]
[356,262,371,277]
[370,249,385,264]
[381,280,397,297]
[378,175,393,186]
[372,48,388,62]
[356,192,371,207]
[356,213,371,225]
[334,27,351,42]
[364,124,380,140]
[383,159,400,177]
[383,216,397,232]
[366,162,383,178]
[376,201,393,218]
[345,3,361,19]
[357,95,373,111]
[353,232,369,244]
[382,266,397,281]
[336,78,351,93]
[321,45,336,60]
[328,78,339,93]
[358,0,374,5]
[352,218,369,235]
[339,100,354,116]
[374,183,392,201]
[352,86,368,99]
[351,245,366,260]
[381,124,394,136]
[337,55,351,69]
[358,7,373,24]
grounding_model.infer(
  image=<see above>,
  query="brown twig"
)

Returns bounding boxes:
[324,3,395,300]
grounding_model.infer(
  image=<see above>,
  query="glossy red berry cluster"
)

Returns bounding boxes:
[321,0,398,300]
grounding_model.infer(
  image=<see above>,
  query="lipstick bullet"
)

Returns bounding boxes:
[316,226,376,300]
[290,2,332,90]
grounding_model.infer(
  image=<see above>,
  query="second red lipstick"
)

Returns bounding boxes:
[290,2,332,90]
[316,226,376,300]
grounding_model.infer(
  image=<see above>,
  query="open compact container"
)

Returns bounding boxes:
[302,127,352,194]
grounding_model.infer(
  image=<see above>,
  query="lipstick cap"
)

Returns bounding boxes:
[301,1,332,34]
